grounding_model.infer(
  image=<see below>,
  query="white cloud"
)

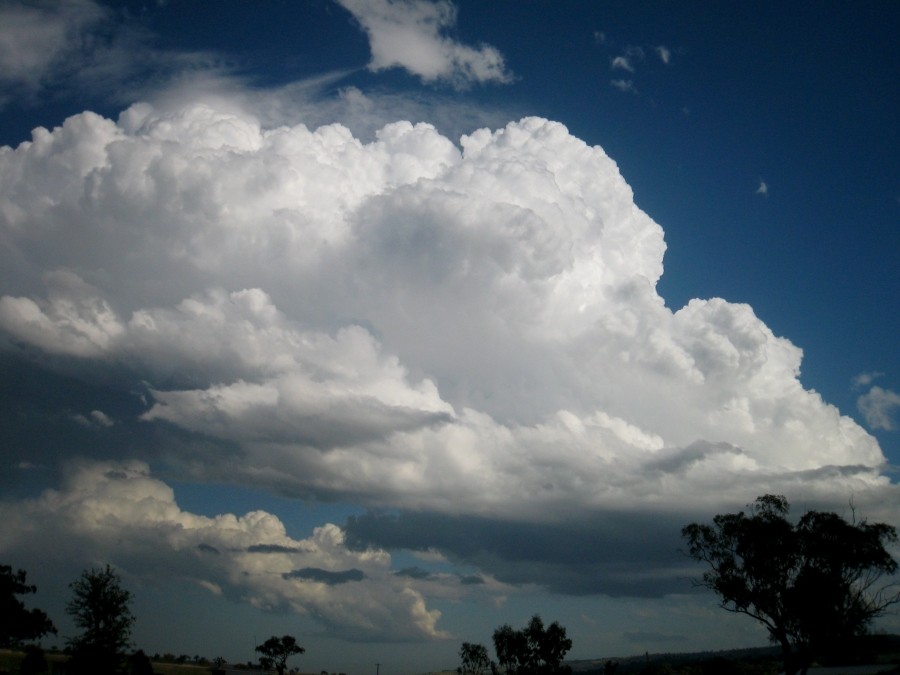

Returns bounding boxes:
[0,460,469,641]
[336,0,512,87]
[611,56,635,73]
[610,79,638,94]
[0,100,895,618]
[858,386,900,431]
[656,46,672,64]
[756,179,769,197]
[853,371,883,389]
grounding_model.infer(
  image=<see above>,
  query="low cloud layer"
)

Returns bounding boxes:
[0,461,461,641]
[0,100,895,639]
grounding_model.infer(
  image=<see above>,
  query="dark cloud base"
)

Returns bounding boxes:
[344,509,697,597]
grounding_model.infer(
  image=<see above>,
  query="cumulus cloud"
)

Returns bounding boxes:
[0,461,454,641]
[858,386,900,431]
[336,0,512,86]
[0,100,895,625]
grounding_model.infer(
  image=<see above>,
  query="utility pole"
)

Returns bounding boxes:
[376,663,381,675]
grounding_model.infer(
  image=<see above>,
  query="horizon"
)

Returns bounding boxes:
[1,2,898,674]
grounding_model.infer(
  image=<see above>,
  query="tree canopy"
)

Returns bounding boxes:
[255,634,305,675]
[65,564,135,675]
[459,641,491,675]
[492,615,572,675]
[682,495,900,675]
[0,565,56,648]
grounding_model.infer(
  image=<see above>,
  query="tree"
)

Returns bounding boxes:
[255,635,304,675]
[129,649,155,675]
[459,641,491,675]
[0,565,57,647]
[492,615,572,675]
[682,495,900,675]
[65,565,136,675]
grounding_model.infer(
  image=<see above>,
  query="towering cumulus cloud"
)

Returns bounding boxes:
[0,103,891,638]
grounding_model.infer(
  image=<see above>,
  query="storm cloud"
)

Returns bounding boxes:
[0,99,894,640]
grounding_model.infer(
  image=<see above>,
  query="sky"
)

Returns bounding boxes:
[0,0,898,673]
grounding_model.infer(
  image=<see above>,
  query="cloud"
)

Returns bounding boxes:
[336,0,512,87]
[756,179,769,197]
[282,567,366,585]
[0,461,451,641]
[610,56,635,73]
[0,100,895,627]
[853,371,884,389]
[610,79,638,94]
[0,0,106,97]
[0,0,225,110]
[656,46,672,64]
[858,386,900,431]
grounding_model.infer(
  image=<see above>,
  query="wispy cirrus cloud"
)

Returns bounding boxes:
[0,0,238,114]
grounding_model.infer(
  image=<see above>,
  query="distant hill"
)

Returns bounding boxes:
[568,634,900,675]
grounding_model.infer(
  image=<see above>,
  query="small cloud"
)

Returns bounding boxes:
[857,386,900,431]
[625,45,646,60]
[656,45,672,64]
[336,0,512,87]
[72,410,115,428]
[197,544,220,554]
[282,567,366,585]
[593,31,607,45]
[196,579,223,596]
[611,56,634,73]
[610,79,638,94]
[756,179,769,197]
[853,371,883,390]
[90,410,114,427]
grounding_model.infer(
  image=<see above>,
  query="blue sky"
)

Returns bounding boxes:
[0,1,898,673]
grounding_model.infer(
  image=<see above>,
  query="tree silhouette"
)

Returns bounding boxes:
[65,565,135,675]
[492,615,572,675]
[0,564,56,647]
[682,495,900,675]
[129,649,155,675]
[459,641,491,675]
[255,635,304,675]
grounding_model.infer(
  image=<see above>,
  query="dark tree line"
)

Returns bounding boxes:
[460,615,573,675]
